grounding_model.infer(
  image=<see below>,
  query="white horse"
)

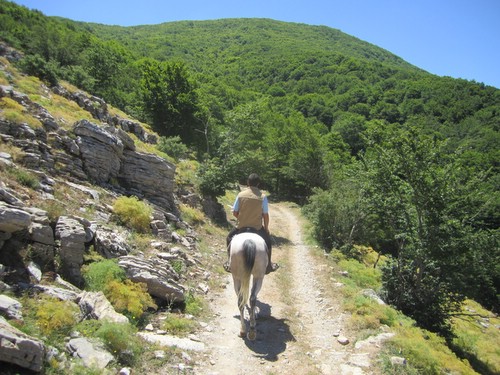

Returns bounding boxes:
[229,232,268,340]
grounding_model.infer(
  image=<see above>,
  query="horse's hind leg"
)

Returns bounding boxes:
[233,279,246,337]
[239,304,246,338]
[247,278,263,341]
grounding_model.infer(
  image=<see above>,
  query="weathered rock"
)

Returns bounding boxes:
[29,222,55,246]
[0,182,24,206]
[0,203,31,233]
[118,150,176,212]
[0,316,45,372]
[390,356,407,366]
[201,195,227,225]
[55,216,87,287]
[137,332,205,352]
[94,228,132,258]
[105,125,136,151]
[0,294,22,320]
[66,337,113,370]
[362,289,386,305]
[32,284,80,302]
[78,291,129,323]
[118,255,185,302]
[26,261,42,282]
[74,119,123,183]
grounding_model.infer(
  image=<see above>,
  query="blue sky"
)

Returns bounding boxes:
[11,0,500,88]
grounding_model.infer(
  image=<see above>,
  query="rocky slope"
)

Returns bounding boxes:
[0,43,221,373]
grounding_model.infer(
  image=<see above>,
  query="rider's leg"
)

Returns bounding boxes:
[224,228,239,272]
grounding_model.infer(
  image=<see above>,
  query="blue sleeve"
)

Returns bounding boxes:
[233,197,239,212]
[262,195,269,214]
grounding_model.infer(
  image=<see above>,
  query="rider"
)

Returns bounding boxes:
[224,173,279,274]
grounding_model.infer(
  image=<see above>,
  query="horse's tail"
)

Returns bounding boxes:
[238,239,256,311]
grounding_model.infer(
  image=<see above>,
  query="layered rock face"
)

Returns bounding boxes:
[0,49,216,372]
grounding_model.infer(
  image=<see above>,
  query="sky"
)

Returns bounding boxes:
[10,0,500,89]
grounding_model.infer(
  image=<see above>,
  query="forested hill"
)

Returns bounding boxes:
[80,18,417,71]
[78,17,432,99]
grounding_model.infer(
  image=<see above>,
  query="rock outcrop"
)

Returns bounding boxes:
[0,44,207,373]
[0,317,46,372]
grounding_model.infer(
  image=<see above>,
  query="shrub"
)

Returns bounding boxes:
[104,279,157,321]
[35,297,79,335]
[184,291,205,316]
[95,322,143,366]
[82,259,125,291]
[113,196,152,233]
[9,167,40,189]
[157,135,189,160]
[179,203,204,225]
[162,313,197,336]
[18,53,59,86]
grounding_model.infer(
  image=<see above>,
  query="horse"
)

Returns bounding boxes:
[229,231,268,340]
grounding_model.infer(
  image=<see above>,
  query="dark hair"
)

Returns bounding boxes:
[247,173,261,187]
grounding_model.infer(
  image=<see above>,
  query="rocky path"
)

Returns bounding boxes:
[194,202,385,375]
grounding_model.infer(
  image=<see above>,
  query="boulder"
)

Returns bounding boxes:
[32,284,80,302]
[55,216,87,287]
[118,256,185,302]
[74,119,123,183]
[0,316,45,372]
[0,294,22,320]
[0,203,31,233]
[94,228,132,258]
[66,337,113,370]
[78,291,129,323]
[118,150,176,212]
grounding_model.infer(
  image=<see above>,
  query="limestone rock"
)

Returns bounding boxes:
[0,316,45,372]
[55,216,87,287]
[32,284,80,302]
[118,255,186,302]
[118,150,176,212]
[66,337,113,370]
[0,202,31,233]
[0,294,22,320]
[74,119,123,183]
[77,291,129,323]
[94,228,132,258]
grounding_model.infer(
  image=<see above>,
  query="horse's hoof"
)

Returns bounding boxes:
[247,330,256,341]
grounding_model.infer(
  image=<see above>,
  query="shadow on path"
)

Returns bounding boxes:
[233,301,296,362]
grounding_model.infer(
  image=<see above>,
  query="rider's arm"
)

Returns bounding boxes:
[232,197,239,218]
[262,196,269,232]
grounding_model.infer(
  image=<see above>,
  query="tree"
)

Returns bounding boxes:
[360,121,498,336]
[138,58,199,144]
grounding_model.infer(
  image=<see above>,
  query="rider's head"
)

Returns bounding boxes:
[247,173,261,187]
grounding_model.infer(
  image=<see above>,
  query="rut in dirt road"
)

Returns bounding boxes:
[195,202,387,375]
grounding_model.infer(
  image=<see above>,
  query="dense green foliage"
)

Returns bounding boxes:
[1,0,498,347]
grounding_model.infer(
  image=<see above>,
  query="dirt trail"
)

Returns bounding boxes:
[195,202,381,375]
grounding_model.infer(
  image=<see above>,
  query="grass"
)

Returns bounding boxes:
[0,96,43,128]
[34,92,95,129]
[162,313,198,336]
[449,299,500,374]
[319,245,487,375]
[179,203,205,225]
